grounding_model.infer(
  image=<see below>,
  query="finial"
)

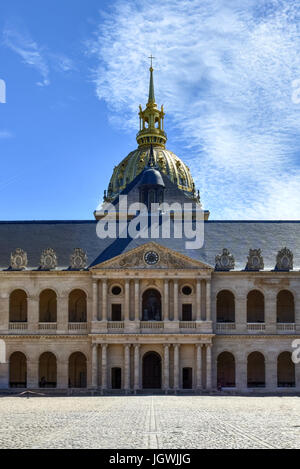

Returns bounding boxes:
[148,56,155,104]
[148,144,156,167]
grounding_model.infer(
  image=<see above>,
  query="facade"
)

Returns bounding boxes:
[0,66,299,394]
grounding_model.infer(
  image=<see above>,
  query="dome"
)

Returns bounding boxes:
[140,167,165,187]
[107,146,195,201]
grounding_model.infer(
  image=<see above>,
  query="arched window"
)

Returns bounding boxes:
[247,352,265,388]
[68,289,87,323]
[39,352,57,388]
[69,352,87,388]
[217,290,235,323]
[277,352,295,387]
[39,289,57,323]
[9,352,27,388]
[217,352,235,387]
[277,290,295,323]
[142,289,161,321]
[9,290,27,322]
[247,290,264,323]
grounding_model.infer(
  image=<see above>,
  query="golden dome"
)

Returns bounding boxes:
[107,145,195,201]
[106,64,196,202]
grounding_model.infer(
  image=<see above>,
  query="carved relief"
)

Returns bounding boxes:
[276,247,293,271]
[215,248,235,271]
[10,248,28,270]
[70,248,87,270]
[40,248,57,270]
[246,249,264,271]
[157,153,167,174]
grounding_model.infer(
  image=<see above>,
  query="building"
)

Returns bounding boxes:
[0,65,299,394]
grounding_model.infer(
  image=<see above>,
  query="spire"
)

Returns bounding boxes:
[148,65,155,104]
[136,59,167,149]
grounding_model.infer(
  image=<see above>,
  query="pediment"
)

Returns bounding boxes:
[91,242,213,270]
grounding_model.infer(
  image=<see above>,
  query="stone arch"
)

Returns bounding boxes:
[68,352,87,388]
[39,352,57,388]
[39,289,57,323]
[247,351,265,388]
[247,290,265,323]
[9,352,27,388]
[142,351,162,389]
[216,290,235,323]
[9,289,27,322]
[68,289,87,322]
[142,289,162,321]
[277,290,295,323]
[277,351,295,387]
[217,352,235,387]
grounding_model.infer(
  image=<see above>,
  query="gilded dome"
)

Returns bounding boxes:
[107,146,195,201]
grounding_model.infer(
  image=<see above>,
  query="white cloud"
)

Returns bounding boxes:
[3,25,50,86]
[89,0,300,219]
[0,130,13,139]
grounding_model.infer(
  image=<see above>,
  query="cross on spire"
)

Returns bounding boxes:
[148,55,155,69]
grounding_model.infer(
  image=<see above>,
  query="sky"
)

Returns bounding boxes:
[0,0,300,220]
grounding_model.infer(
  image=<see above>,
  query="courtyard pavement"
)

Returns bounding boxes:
[0,395,299,449]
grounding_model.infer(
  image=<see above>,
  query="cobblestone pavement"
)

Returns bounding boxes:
[0,395,299,449]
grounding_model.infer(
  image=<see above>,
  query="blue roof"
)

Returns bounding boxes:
[0,219,299,270]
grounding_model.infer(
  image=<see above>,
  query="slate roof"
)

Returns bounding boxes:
[0,220,299,271]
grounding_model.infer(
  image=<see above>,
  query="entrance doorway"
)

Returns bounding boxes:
[111,367,122,389]
[182,367,193,389]
[142,352,161,389]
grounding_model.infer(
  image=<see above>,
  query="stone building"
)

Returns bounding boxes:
[0,66,299,394]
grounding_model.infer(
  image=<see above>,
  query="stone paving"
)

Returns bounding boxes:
[0,395,299,449]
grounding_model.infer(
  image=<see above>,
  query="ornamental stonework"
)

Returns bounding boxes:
[40,248,57,270]
[10,248,28,270]
[70,248,87,270]
[246,249,264,271]
[215,248,235,271]
[276,247,293,271]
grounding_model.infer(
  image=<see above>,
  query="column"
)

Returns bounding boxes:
[196,344,202,390]
[174,344,180,390]
[265,291,277,334]
[91,344,98,388]
[134,344,140,392]
[0,294,9,331]
[92,280,98,321]
[206,280,211,321]
[102,279,107,321]
[164,344,170,391]
[196,280,201,321]
[164,279,169,321]
[27,295,39,332]
[27,360,39,388]
[173,280,179,321]
[134,280,140,321]
[101,344,108,390]
[57,295,68,333]
[265,353,277,391]
[57,360,68,389]
[124,344,131,391]
[206,344,212,390]
[124,279,130,321]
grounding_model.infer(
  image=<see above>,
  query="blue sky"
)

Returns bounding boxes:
[0,0,300,220]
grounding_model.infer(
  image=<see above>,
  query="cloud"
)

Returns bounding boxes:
[3,23,76,86]
[89,0,300,219]
[3,25,50,86]
[0,130,13,139]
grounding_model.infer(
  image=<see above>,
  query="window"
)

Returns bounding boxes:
[182,286,192,295]
[112,286,122,296]
[111,304,122,321]
[182,304,192,321]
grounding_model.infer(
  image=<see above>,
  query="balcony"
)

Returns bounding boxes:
[277,323,296,333]
[107,321,124,332]
[68,322,88,334]
[9,322,28,332]
[179,321,197,331]
[216,323,236,333]
[247,323,266,332]
[140,321,164,332]
[38,323,57,333]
